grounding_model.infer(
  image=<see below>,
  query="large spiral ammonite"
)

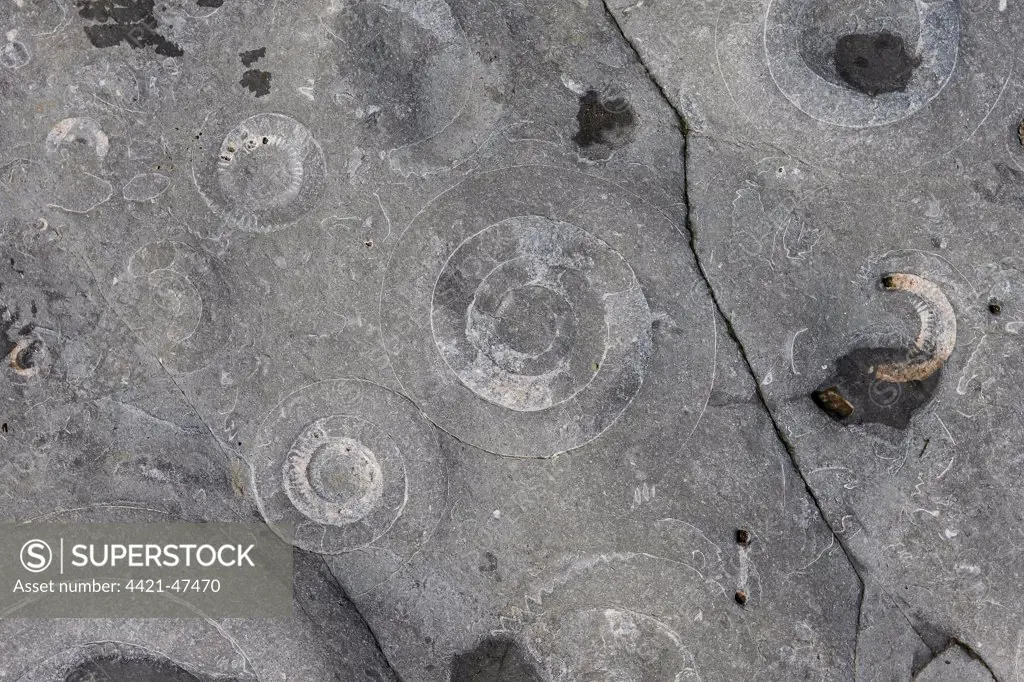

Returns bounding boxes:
[381,166,715,458]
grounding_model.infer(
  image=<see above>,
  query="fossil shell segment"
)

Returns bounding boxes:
[324,0,505,175]
[0,40,30,69]
[46,118,110,159]
[705,0,1014,170]
[874,272,956,383]
[431,216,649,413]
[122,173,171,202]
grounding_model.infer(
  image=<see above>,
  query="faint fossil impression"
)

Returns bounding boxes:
[0,39,30,69]
[326,0,505,176]
[495,552,761,680]
[122,173,171,202]
[13,629,257,680]
[113,241,233,375]
[248,379,447,559]
[46,117,110,159]
[813,273,956,429]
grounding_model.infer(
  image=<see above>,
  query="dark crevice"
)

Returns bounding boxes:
[852,588,865,678]
[317,554,403,682]
[598,0,868,658]
[894,603,1001,680]
[598,1,690,138]
[948,638,1000,680]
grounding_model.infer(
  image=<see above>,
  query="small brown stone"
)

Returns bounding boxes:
[736,529,751,546]
[811,386,855,420]
[735,590,748,606]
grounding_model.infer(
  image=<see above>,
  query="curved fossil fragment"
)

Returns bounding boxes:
[873,273,956,383]
[6,337,42,377]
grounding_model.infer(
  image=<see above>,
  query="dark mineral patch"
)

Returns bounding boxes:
[197,0,225,7]
[450,637,541,681]
[573,88,637,159]
[479,551,499,576]
[240,46,266,67]
[240,69,272,97]
[834,31,919,97]
[812,347,940,429]
[76,0,184,57]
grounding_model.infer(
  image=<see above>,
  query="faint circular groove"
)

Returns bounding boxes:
[21,641,254,682]
[711,0,1015,171]
[381,166,713,458]
[497,553,759,680]
[431,216,647,413]
[765,0,959,128]
[248,379,446,555]
[113,241,233,375]
[324,0,505,175]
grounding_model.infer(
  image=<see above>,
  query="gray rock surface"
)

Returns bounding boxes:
[914,643,996,681]
[2,0,1020,679]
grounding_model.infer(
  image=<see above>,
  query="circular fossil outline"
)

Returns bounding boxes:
[15,639,257,682]
[764,0,960,129]
[708,0,1016,173]
[248,379,447,555]
[430,215,651,413]
[497,553,760,680]
[323,0,506,176]
[192,113,326,233]
[544,607,701,681]
[4,507,256,680]
[283,414,401,529]
[113,240,234,376]
[0,40,31,69]
[381,166,714,458]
